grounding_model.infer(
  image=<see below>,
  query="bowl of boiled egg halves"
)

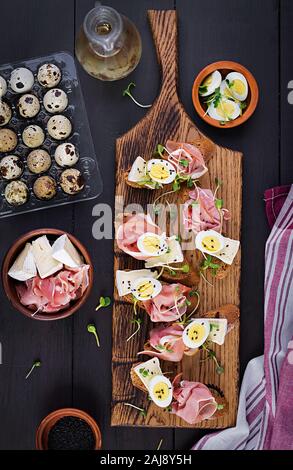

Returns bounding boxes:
[192,60,259,128]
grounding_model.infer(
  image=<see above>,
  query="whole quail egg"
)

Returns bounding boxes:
[0,128,18,152]
[22,125,45,148]
[0,76,7,98]
[18,94,40,118]
[47,115,72,140]
[54,142,79,167]
[10,67,34,93]
[60,168,84,195]
[33,175,57,200]
[0,101,12,126]
[43,88,68,113]
[27,149,52,174]
[37,63,61,88]
[0,155,24,180]
[5,180,29,206]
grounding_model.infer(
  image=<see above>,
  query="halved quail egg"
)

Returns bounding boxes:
[199,70,222,97]
[182,319,211,349]
[131,276,162,301]
[137,232,168,257]
[148,375,173,408]
[195,229,225,255]
[146,159,176,185]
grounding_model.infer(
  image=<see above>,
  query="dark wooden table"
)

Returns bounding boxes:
[0,0,292,450]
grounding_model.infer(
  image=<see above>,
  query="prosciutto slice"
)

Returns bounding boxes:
[16,265,90,313]
[183,187,230,235]
[166,140,208,180]
[143,283,191,322]
[116,213,161,260]
[138,324,185,362]
[171,374,218,424]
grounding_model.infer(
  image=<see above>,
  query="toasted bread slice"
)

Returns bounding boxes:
[202,303,239,332]
[160,260,200,288]
[124,170,145,189]
[130,364,148,393]
[207,385,228,419]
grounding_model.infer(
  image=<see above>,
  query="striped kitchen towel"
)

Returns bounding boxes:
[193,184,293,450]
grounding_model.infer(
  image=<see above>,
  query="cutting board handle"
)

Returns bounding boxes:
[148,10,178,97]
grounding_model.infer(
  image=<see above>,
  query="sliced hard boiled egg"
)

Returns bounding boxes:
[146,159,176,185]
[199,70,222,97]
[182,319,210,349]
[137,232,168,257]
[195,230,225,255]
[225,72,248,101]
[148,375,173,408]
[131,276,162,301]
[208,97,241,122]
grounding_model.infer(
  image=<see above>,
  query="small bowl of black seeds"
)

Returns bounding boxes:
[36,408,102,450]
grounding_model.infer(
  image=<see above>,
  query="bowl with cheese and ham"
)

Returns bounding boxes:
[2,229,93,320]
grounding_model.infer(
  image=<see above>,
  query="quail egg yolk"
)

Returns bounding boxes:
[142,236,161,254]
[216,100,236,119]
[202,74,213,87]
[231,79,246,96]
[201,235,221,252]
[149,163,170,181]
[136,280,154,298]
[188,324,207,343]
[153,382,170,401]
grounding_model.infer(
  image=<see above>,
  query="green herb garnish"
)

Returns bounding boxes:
[127,318,142,342]
[25,360,41,380]
[96,296,111,311]
[123,82,152,109]
[87,324,100,347]
[154,144,165,157]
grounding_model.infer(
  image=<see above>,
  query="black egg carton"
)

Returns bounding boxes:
[0,51,102,218]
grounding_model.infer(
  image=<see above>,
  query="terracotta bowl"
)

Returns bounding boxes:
[192,60,259,128]
[2,228,93,321]
[36,408,102,450]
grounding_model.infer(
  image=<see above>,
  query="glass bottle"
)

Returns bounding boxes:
[75,4,142,81]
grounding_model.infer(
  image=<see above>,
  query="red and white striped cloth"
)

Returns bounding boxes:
[193,184,293,450]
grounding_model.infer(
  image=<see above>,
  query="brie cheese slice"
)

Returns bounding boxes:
[133,357,162,389]
[32,236,63,279]
[52,234,83,268]
[8,243,37,281]
[116,269,157,296]
[128,156,147,183]
[144,237,184,268]
[207,318,228,345]
[211,238,240,265]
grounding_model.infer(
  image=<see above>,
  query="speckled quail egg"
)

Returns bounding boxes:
[54,142,79,167]
[37,63,61,88]
[5,180,29,206]
[0,101,12,126]
[47,115,72,140]
[43,88,68,113]
[27,149,52,174]
[0,155,24,180]
[18,94,40,118]
[0,128,18,152]
[10,67,34,93]
[33,175,57,200]
[60,168,84,195]
[22,125,45,148]
[199,70,222,97]
[0,76,7,98]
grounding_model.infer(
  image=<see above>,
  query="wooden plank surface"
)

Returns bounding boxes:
[111,9,242,429]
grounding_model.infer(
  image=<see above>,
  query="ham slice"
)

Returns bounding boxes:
[16,265,90,314]
[183,187,230,235]
[116,213,161,260]
[138,324,185,362]
[171,374,218,424]
[143,284,191,322]
[166,140,208,180]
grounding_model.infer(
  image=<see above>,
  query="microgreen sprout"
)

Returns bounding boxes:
[126,318,142,342]
[96,296,111,311]
[162,264,190,275]
[200,343,224,374]
[217,403,225,410]
[154,144,165,157]
[25,360,41,380]
[87,324,100,347]
[124,403,147,417]
[176,290,200,325]
[200,255,220,277]
[123,82,152,109]
[139,367,149,378]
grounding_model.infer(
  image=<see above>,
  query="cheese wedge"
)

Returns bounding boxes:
[128,156,147,183]
[133,357,162,389]
[116,269,158,296]
[212,238,240,265]
[52,234,83,268]
[144,237,184,268]
[8,243,37,281]
[32,236,63,279]
[207,319,227,345]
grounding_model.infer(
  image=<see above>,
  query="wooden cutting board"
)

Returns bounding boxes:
[112,10,242,428]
